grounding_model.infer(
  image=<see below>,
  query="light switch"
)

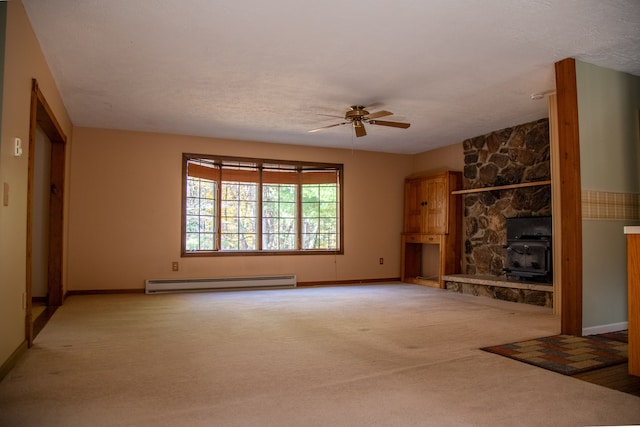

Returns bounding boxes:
[14,138,23,157]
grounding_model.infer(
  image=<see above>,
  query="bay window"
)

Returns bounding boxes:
[182,154,343,256]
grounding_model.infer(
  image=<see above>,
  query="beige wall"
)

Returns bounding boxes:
[67,128,414,290]
[0,1,72,366]
[411,143,464,174]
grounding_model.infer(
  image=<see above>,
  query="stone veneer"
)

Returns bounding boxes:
[448,118,553,306]
[443,275,552,308]
[462,118,551,277]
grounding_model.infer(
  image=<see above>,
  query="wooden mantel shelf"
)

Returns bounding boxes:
[451,180,551,195]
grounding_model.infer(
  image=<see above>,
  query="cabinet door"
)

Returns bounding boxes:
[404,176,448,234]
[425,177,447,234]
[403,178,424,233]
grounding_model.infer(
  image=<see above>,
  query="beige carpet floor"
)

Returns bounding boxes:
[1,284,639,426]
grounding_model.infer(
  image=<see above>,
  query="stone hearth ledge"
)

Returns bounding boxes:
[442,274,553,307]
[442,274,553,292]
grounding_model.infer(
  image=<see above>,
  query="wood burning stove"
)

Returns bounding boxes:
[503,216,552,284]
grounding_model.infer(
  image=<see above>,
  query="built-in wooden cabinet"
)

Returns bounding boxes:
[403,174,448,234]
[401,171,462,288]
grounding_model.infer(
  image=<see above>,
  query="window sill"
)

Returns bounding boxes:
[182,249,343,257]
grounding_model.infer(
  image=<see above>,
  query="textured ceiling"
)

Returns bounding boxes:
[22,0,640,154]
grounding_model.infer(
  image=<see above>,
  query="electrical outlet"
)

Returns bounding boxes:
[172,261,179,271]
[379,257,384,265]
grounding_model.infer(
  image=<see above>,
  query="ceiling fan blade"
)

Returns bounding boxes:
[354,122,367,137]
[308,122,348,133]
[316,113,346,119]
[369,120,411,129]
[365,110,393,120]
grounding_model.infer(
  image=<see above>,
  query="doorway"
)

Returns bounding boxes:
[26,79,67,345]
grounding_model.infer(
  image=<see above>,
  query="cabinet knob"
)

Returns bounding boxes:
[421,201,428,206]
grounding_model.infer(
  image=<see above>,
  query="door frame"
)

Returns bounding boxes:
[25,79,67,345]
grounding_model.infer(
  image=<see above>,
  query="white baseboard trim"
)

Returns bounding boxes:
[582,321,628,336]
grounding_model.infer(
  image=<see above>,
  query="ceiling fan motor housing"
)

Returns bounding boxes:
[345,106,369,121]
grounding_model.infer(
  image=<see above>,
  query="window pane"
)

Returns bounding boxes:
[280,186,296,202]
[187,180,200,197]
[200,181,215,198]
[263,201,278,215]
[239,183,257,200]
[263,185,279,202]
[221,234,237,250]
[280,217,295,233]
[319,202,337,217]
[319,185,336,201]
[239,217,256,233]
[320,217,337,233]
[186,233,200,250]
[280,202,295,218]
[302,203,319,217]
[263,217,278,234]
[199,233,214,250]
[186,198,199,215]
[263,233,277,250]
[239,201,257,217]
[221,181,257,251]
[238,233,256,250]
[221,200,237,216]
[223,183,238,199]
[200,217,215,232]
[185,177,217,251]
[262,184,297,250]
[302,183,338,250]
[186,216,199,232]
[200,199,214,215]
[302,186,319,201]
[280,234,295,249]
[221,218,238,234]
[302,231,318,249]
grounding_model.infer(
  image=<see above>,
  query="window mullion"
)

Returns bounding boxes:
[296,169,302,250]
[258,165,263,251]
[215,166,222,251]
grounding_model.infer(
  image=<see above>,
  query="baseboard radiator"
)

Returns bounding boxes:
[145,275,297,294]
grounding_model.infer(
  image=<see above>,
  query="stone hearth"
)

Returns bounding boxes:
[443,274,552,308]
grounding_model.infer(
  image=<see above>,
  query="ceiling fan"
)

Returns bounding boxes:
[308,105,410,137]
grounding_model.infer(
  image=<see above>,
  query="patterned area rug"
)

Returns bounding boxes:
[596,330,628,343]
[481,332,628,375]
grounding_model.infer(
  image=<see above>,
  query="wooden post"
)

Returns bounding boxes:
[554,58,583,336]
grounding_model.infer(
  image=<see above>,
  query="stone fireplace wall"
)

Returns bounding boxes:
[462,118,552,276]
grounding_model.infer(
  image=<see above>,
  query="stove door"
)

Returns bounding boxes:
[504,240,551,279]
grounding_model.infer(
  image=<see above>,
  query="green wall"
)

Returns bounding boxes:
[576,60,640,331]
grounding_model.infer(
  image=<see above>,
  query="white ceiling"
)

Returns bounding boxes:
[22,0,640,154]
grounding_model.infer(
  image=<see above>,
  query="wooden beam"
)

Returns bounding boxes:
[555,58,583,335]
[548,94,562,316]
